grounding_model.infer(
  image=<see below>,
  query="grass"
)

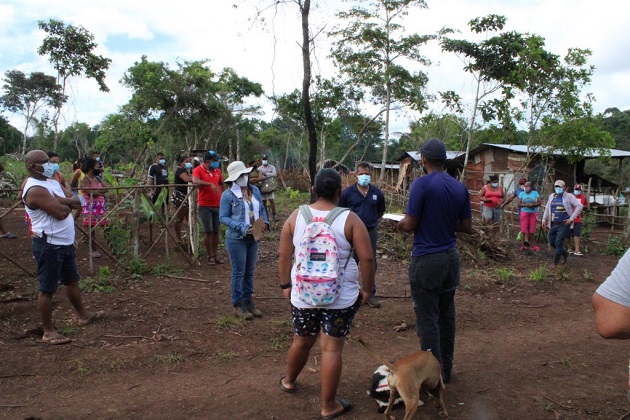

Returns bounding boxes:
[582,269,593,281]
[268,337,287,351]
[214,350,239,361]
[529,265,548,282]
[216,316,243,329]
[153,353,183,365]
[272,319,293,328]
[73,360,90,376]
[57,326,78,336]
[493,267,514,282]
[152,263,184,276]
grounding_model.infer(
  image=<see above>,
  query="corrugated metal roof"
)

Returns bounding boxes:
[401,151,465,161]
[484,143,630,158]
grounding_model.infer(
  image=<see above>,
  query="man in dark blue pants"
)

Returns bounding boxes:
[541,179,583,266]
[390,139,472,383]
[339,161,386,308]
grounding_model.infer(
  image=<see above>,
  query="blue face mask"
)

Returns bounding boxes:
[51,163,60,173]
[211,161,220,169]
[95,156,100,162]
[159,159,166,165]
[37,162,55,178]
[555,187,564,194]
[185,162,193,170]
[491,182,499,188]
[262,160,268,166]
[357,174,370,187]
[574,190,581,195]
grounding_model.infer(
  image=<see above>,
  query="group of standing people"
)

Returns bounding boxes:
[480,174,589,261]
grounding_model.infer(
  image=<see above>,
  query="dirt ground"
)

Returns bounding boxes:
[1,207,629,420]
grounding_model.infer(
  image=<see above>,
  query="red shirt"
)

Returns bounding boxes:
[192,166,223,207]
[574,193,588,223]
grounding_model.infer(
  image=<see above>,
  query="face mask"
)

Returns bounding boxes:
[235,175,248,187]
[95,157,100,162]
[524,187,532,193]
[262,160,268,166]
[211,161,220,169]
[555,187,564,194]
[37,162,55,178]
[357,174,370,187]
[185,162,193,170]
[574,190,581,195]
[51,163,60,173]
[491,182,499,188]
[159,159,166,165]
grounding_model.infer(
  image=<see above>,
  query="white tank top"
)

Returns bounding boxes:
[290,207,360,309]
[22,178,75,245]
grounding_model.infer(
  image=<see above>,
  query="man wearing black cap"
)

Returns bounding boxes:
[192,151,225,265]
[390,138,472,384]
[256,155,278,220]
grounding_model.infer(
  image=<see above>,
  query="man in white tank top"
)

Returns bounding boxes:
[23,150,102,345]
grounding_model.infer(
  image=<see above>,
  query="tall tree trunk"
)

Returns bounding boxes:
[236,128,241,161]
[300,0,317,189]
[460,77,482,182]
[380,84,391,181]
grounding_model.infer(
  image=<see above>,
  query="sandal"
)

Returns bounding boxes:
[207,256,216,266]
[280,377,298,393]
[213,256,224,265]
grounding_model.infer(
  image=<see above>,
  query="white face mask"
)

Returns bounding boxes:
[235,175,248,187]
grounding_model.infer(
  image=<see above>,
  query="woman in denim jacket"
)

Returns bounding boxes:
[220,161,269,320]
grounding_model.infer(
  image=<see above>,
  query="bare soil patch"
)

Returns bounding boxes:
[1,209,628,419]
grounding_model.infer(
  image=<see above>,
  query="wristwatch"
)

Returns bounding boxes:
[280,283,292,289]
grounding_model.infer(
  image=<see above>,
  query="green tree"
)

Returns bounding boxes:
[37,19,112,150]
[0,70,65,154]
[330,0,437,180]
[0,115,23,155]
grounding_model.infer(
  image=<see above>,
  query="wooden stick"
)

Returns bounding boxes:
[161,274,212,283]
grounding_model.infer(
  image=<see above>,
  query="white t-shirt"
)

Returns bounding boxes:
[290,207,360,309]
[596,249,630,307]
[22,178,75,245]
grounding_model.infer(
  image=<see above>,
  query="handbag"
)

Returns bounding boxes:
[260,176,277,193]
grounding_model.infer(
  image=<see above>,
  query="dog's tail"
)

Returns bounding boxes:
[356,337,398,373]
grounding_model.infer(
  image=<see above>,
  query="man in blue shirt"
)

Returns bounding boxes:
[339,162,386,308]
[390,138,472,384]
[541,180,583,265]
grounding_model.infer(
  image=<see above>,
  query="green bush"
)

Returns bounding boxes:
[604,236,626,256]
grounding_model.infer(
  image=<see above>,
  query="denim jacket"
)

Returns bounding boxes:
[219,185,269,239]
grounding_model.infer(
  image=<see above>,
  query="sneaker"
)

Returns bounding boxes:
[531,246,540,252]
[234,304,254,321]
[245,300,263,318]
[574,251,583,256]
[367,297,382,308]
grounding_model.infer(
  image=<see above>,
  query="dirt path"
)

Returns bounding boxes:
[1,211,628,419]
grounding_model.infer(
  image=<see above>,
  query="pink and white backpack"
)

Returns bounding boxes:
[294,205,352,306]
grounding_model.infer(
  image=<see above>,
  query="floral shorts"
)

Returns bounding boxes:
[291,297,361,338]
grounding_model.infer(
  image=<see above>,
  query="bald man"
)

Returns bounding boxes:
[23,150,102,344]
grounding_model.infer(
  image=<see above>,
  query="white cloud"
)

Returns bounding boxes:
[1,0,629,138]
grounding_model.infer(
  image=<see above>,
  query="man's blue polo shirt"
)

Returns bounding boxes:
[339,183,386,230]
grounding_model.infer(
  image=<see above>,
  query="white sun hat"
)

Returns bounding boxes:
[225,161,253,182]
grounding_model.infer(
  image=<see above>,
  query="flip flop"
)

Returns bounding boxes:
[78,311,105,327]
[0,232,16,239]
[207,256,216,266]
[280,377,298,394]
[41,335,72,345]
[321,399,353,420]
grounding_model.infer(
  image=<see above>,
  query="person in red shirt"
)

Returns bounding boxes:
[192,151,224,265]
[568,184,589,256]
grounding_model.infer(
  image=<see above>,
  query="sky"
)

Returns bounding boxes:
[1,0,629,140]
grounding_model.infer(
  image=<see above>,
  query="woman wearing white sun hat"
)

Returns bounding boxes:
[219,161,269,320]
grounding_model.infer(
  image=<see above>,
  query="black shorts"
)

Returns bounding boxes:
[199,206,220,233]
[571,222,583,237]
[31,238,80,294]
[291,297,361,338]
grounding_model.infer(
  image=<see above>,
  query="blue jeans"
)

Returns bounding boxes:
[548,222,570,263]
[225,236,259,306]
[408,249,460,382]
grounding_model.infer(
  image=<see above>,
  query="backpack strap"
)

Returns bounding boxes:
[299,205,314,224]
[324,207,349,225]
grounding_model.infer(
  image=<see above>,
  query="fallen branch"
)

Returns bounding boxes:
[544,396,574,411]
[161,274,212,283]
[0,297,34,304]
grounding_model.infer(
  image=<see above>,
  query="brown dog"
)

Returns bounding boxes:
[357,337,447,420]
